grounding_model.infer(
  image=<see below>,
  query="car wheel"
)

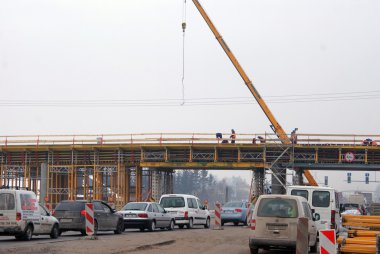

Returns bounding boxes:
[187,218,193,229]
[234,222,239,226]
[178,225,184,229]
[148,220,156,232]
[204,217,210,229]
[167,220,175,231]
[80,230,87,236]
[310,242,318,253]
[243,217,248,226]
[221,221,225,226]
[15,235,23,240]
[139,228,145,232]
[50,224,59,239]
[22,225,33,241]
[114,219,124,234]
[250,246,259,254]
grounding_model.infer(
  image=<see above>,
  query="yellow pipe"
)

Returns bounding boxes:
[338,237,376,245]
[340,244,376,253]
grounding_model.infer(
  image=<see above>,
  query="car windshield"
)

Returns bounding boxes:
[257,198,298,218]
[55,202,85,211]
[122,203,147,211]
[160,197,185,208]
[223,202,243,207]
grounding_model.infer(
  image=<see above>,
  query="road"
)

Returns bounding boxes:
[0,224,319,254]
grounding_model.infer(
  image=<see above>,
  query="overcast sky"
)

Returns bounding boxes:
[0,0,379,196]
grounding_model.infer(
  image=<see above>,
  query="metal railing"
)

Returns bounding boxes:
[0,133,379,147]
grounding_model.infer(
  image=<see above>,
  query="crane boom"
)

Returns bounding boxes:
[192,0,318,186]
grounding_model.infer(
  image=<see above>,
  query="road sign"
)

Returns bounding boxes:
[347,172,352,183]
[365,173,370,184]
[344,152,355,162]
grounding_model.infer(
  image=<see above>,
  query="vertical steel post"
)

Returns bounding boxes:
[135,166,142,201]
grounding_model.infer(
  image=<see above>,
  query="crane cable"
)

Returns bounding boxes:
[181,0,187,105]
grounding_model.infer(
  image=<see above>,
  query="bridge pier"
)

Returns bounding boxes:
[252,168,265,198]
[271,168,286,194]
[293,168,304,186]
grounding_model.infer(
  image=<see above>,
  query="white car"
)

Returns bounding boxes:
[0,187,60,240]
[159,194,210,229]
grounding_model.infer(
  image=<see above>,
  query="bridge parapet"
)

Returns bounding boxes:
[0,133,379,147]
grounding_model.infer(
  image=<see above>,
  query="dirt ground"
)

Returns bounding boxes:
[0,225,252,254]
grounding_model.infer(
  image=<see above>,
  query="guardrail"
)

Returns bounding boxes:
[0,133,379,147]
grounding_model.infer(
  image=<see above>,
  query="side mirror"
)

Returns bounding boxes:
[163,209,167,213]
[112,209,116,213]
[313,213,320,221]
[311,209,315,214]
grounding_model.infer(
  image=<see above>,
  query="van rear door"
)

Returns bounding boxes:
[311,190,332,231]
[256,197,298,242]
[0,192,17,232]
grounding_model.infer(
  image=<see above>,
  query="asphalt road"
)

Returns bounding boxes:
[0,224,319,254]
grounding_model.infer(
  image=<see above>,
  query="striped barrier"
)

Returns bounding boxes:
[320,229,337,254]
[213,202,223,230]
[246,203,252,227]
[296,217,309,254]
[85,203,95,236]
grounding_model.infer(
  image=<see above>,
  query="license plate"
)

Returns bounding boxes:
[60,219,72,223]
[224,210,233,213]
[125,214,136,218]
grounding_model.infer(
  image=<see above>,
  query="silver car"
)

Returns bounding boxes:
[117,202,175,232]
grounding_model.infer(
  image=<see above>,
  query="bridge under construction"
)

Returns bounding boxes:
[1,133,379,209]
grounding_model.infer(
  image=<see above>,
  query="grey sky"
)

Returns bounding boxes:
[0,0,379,195]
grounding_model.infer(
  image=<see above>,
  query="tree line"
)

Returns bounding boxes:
[173,170,250,208]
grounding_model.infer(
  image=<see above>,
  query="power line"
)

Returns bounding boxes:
[0,91,379,107]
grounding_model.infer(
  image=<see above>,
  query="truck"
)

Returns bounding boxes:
[348,194,366,206]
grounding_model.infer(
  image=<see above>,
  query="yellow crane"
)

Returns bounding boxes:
[191,0,318,187]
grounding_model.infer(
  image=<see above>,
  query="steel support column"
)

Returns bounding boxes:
[135,166,142,201]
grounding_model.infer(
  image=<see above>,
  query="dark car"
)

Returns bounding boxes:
[53,200,124,235]
[117,202,175,231]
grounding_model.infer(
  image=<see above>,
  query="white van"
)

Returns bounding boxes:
[249,194,318,253]
[0,188,60,240]
[159,194,210,229]
[286,185,341,233]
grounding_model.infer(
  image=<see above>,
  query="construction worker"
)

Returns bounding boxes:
[290,129,298,144]
[230,129,236,144]
[257,136,266,144]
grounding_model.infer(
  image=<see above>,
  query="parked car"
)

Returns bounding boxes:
[159,194,210,229]
[341,209,362,215]
[54,200,124,235]
[117,202,175,231]
[0,187,60,240]
[221,201,251,226]
[249,194,319,254]
[340,203,360,214]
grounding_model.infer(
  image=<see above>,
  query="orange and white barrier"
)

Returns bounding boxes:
[246,203,252,226]
[213,202,223,230]
[85,203,95,236]
[296,217,309,254]
[320,229,337,254]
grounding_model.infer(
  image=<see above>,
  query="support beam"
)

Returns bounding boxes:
[271,168,286,194]
[40,163,48,205]
[135,166,142,202]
